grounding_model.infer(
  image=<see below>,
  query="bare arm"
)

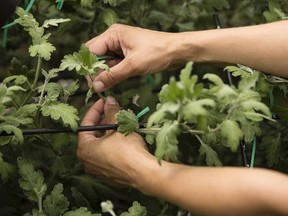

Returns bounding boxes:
[87,21,288,92]
[137,161,288,215]
[177,20,288,77]
[77,98,288,216]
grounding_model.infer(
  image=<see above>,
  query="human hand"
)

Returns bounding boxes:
[77,96,156,188]
[86,24,180,92]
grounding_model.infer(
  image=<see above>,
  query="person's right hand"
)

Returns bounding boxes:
[86,24,181,92]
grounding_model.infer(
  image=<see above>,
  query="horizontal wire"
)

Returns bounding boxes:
[0,124,146,136]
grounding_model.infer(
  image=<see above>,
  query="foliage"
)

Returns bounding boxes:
[1,0,288,215]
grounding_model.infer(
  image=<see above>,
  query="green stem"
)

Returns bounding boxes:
[138,127,204,135]
[38,195,43,213]
[88,74,106,101]
[32,55,42,89]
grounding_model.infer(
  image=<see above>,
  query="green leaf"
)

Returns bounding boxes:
[43,183,69,216]
[3,75,28,86]
[155,121,180,162]
[203,73,224,87]
[182,99,215,121]
[85,87,94,104]
[100,9,118,26]
[103,0,121,6]
[71,187,91,209]
[29,42,56,60]
[41,102,79,131]
[220,120,243,152]
[81,0,94,7]
[120,201,147,216]
[9,57,29,75]
[241,100,271,118]
[0,152,16,183]
[147,102,180,128]
[116,109,139,136]
[14,104,38,119]
[199,142,222,166]
[64,80,80,97]
[42,18,71,28]
[63,207,100,216]
[261,133,282,167]
[60,44,109,76]
[0,124,23,145]
[18,158,47,202]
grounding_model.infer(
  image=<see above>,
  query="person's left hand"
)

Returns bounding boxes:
[77,97,156,188]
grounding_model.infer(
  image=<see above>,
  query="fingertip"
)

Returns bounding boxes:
[104,96,120,124]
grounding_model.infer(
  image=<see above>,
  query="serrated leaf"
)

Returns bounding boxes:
[203,73,224,87]
[42,18,71,28]
[241,100,271,118]
[261,133,282,167]
[147,102,180,127]
[155,121,180,162]
[71,187,91,209]
[120,201,147,216]
[0,124,23,145]
[101,9,118,26]
[85,87,94,104]
[116,109,139,135]
[182,99,215,121]
[14,104,38,119]
[17,158,47,202]
[3,75,28,85]
[103,0,120,6]
[220,120,243,152]
[81,0,94,7]
[64,80,80,97]
[9,57,29,75]
[41,102,79,130]
[63,207,100,216]
[199,142,222,166]
[0,152,16,183]
[60,44,109,76]
[43,183,69,216]
[29,42,56,60]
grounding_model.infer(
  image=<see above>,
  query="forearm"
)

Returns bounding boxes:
[136,162,288,215]
[174,20,288,77]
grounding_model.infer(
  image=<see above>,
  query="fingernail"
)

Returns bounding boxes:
[94,81,105,92]
[106,96,118,105]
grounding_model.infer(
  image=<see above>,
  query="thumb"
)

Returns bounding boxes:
[93,58,131,92]
[104,96,120,124]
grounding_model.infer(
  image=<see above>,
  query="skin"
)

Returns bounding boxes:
[78,97,288,215]
[79,21,288,215]
[86,21,288,92]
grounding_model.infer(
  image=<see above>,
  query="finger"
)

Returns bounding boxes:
[93,58,132,92]
[104,96,120,125]
[79,99,105,140]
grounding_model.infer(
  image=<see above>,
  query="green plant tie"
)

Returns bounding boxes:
[2,24,8,48]
[146,74,157,86]
[136,107,150,120]
[96,55,116,60]
[250,136,257,168]
[2,0,36,47]
[57,0,65,10]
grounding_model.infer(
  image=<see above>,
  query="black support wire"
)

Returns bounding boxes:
[212,8,249,167]
[0,124,145,136]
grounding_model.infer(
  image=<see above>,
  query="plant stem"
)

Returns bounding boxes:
[138,127,204,135]
[88,74,106,101]
[21,55,42,106]
[38,195,43,213]
[33,55,42,89]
